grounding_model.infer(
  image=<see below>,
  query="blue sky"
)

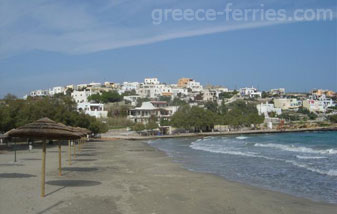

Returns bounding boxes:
[0,0,336,98]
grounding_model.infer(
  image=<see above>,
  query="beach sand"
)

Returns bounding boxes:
[0,140,336,214]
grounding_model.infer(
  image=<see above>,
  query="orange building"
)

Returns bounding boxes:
[177,78,193,88]
[312,89,336,97]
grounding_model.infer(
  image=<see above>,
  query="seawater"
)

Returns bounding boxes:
[148,131,337,204]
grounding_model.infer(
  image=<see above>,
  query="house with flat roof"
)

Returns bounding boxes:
[127,101,177,124]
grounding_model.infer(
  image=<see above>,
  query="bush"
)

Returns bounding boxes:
[88,91,122,103]
[105,117,134,129]
[132,123,145,131]
[329,114,337,123]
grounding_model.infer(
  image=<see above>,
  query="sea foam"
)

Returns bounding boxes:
[254,143,337,155]
[236,136,249,140]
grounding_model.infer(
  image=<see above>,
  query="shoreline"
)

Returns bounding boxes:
[101,126,337,140]
[1,139,336,213]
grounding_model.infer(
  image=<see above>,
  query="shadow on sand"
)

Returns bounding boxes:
[46,180,101,187]
[74,158,97,162]
[62,167,98,172]
[0,173,36,178]
[0,163,24,167]
[21,158,41,161]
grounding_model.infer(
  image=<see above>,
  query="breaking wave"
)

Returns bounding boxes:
[296,155,327,160]
[190,141,337,177]
[236,136,249,140]
[254,143,337,155]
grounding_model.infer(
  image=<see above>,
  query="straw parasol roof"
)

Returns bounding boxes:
[6,118,81,140]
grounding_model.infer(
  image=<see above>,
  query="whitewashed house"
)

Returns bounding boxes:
[121,82,139,92]
[239,87,262,98]
[29,89,49,97]
[49,86,65,96]
[71,90,93,103]
[270,88,285,96]
[144,78,160,85]
[257,102,282,117]
[303,95,335,112]
[77,102,108,118]
[124,95,141,106]
[186,80,203,92]
[128,101,177,124]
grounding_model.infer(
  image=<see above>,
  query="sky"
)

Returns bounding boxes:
[0,0,336,98]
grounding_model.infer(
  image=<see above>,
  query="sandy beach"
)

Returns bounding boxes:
[0,139,336,214]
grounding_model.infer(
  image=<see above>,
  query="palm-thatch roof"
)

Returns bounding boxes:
[6,118,81,140]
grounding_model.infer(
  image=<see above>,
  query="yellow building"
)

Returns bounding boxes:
[274,98,302,110]
[177,78,193,88]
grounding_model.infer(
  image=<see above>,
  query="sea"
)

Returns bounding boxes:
[148,131,337,204]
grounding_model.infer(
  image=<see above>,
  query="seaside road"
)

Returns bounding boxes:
[0,140,336,214]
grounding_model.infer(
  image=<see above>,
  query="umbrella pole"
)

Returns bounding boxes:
[58,142,62,176]
[68,140,71,166]
[14,141,17,162]
[73,140,76,158]
[41,140,46,197]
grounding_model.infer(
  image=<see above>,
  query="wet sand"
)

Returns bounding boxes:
[0,140,336,214]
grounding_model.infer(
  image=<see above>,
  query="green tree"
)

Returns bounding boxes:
[328,114,337,123]
[204,101,218,113]
[133,123,145,131]
[171,97,187,106]
[0,96,107,134]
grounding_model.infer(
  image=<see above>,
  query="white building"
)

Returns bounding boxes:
[239,87,262,98]
[29,89,49,97]
[71,90,94,103]
[303,95,335,112]
[120,82,140,93]
[49,86,65,96]
[257,102,282,117]
[76,84,88,90]
[144,78,160,85]
[137,85,162,98]
[128,101,177,124]
[270,88,285,96]
[171,88,188,97]
[202,89,219,102]
[124,95,141,106]
[137,83,173,98]
[186,80,203,92]
[77,102,108,118]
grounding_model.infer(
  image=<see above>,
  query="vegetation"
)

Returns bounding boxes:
[136,97,151,107]
[328,114,337,123]
[0,94,107,134]
[279,112,300,121]
[171,105,216,132]
[88,91,122,103]
[107,105,130,117]
[171,97,187,106]
[262,91,269,98]
[219,90,238,99]
[297,107,318,120]
[105,117,134,129]
[132,123,146,131]
[170,100,264,132]
[221,101,264,127]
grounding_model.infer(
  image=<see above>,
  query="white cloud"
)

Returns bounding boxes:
[0,0,335,58]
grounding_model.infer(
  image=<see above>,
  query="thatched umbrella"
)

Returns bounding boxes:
[6,118,80,197]
[73,127,88,151]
